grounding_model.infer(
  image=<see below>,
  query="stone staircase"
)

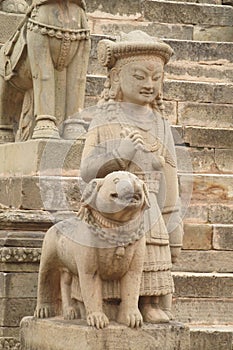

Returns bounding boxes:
[0,1,232,349]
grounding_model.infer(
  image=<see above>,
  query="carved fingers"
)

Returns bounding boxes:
[121,128,144,150]
[87,312,109,329]
[118,128,144,160]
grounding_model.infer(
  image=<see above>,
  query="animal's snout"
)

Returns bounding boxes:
[115,178,142,202]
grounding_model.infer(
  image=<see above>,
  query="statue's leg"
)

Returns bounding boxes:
[0,76,24,143]
[66,37,91,118]
[159,293,174,320]
[27,30,60,139]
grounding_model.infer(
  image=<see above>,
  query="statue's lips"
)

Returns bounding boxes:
[140,91,154,97]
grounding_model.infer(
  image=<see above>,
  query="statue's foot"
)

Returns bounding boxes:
[163,309,174,320]
[86,312,109,329]
[140,304,170,323]
[117,307,143,328]
[32,115,60,140]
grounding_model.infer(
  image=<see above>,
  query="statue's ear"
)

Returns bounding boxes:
[110,68,120,84]
[81,179,104,206]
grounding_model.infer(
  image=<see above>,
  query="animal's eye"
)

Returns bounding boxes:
[110,193,118,198]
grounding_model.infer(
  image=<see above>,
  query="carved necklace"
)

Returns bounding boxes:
[108,102,161,153]
[86,209,145,248]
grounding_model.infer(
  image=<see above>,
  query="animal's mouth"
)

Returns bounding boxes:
[111,192,142,205]
[125,193,142,203]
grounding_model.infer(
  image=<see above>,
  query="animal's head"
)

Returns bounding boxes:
[81,171,150,222]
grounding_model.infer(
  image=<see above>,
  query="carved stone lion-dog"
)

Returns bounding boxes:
[35,171,150,329]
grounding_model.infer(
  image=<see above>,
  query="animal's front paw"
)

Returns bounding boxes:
[34,304,54,318]
[63,306,79,320]
[117,308,143,328]
[87,312,109,329]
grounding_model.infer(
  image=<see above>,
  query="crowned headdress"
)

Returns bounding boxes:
[97,30,173,70]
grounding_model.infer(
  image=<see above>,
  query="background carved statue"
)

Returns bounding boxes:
[35,171,149,329]
[80,31,184,324]
[0,0,90,142]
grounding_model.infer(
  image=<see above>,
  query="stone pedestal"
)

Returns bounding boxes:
[0,140,85,346]
[20,317,190,350]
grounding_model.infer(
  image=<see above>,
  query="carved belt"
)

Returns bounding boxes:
[27,18,90,41]
[134,171,161,194]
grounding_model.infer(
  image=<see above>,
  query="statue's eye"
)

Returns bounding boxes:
[134,74,144,80]
[152,76,160,81]
[110,193,118,198]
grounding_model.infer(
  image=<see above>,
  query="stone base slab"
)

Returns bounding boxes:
[20,317,190,350]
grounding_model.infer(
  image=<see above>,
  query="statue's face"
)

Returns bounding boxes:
[119,59,164,107]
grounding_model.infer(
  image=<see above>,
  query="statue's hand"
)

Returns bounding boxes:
[117,128,144,160]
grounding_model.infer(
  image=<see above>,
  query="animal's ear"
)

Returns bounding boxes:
[141,181,151,209]
[81,179,104,206]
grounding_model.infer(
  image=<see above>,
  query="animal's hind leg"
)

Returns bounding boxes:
[60,269,79,320]
[0,76,24,143]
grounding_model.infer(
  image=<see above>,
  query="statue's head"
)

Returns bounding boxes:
[97,31,173,111]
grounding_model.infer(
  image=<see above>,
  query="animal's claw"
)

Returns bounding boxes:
[63,306,79,320]
[34,305,53,318]
[118,308,143,328]
[87,312,109,329]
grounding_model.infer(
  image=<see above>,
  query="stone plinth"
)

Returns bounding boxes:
[20,317,190,350]
[0,139,85,177]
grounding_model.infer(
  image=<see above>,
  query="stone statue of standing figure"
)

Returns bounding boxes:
[80,30,183,324]
[0,0,90,142]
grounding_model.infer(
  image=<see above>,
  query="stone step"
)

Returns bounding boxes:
[87,0,233,41]
[190,325,233,350]
[177,147,233,174]
[177,102,233,128]
[182,223,233,251]
[143,1,233,27]
[166,61,233,83]
[173,272,233,298]
[173,249,233,272]
[172,297,233,325]
[180,173,233,203]
[182,202,233,224]
[182,126,233,148]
